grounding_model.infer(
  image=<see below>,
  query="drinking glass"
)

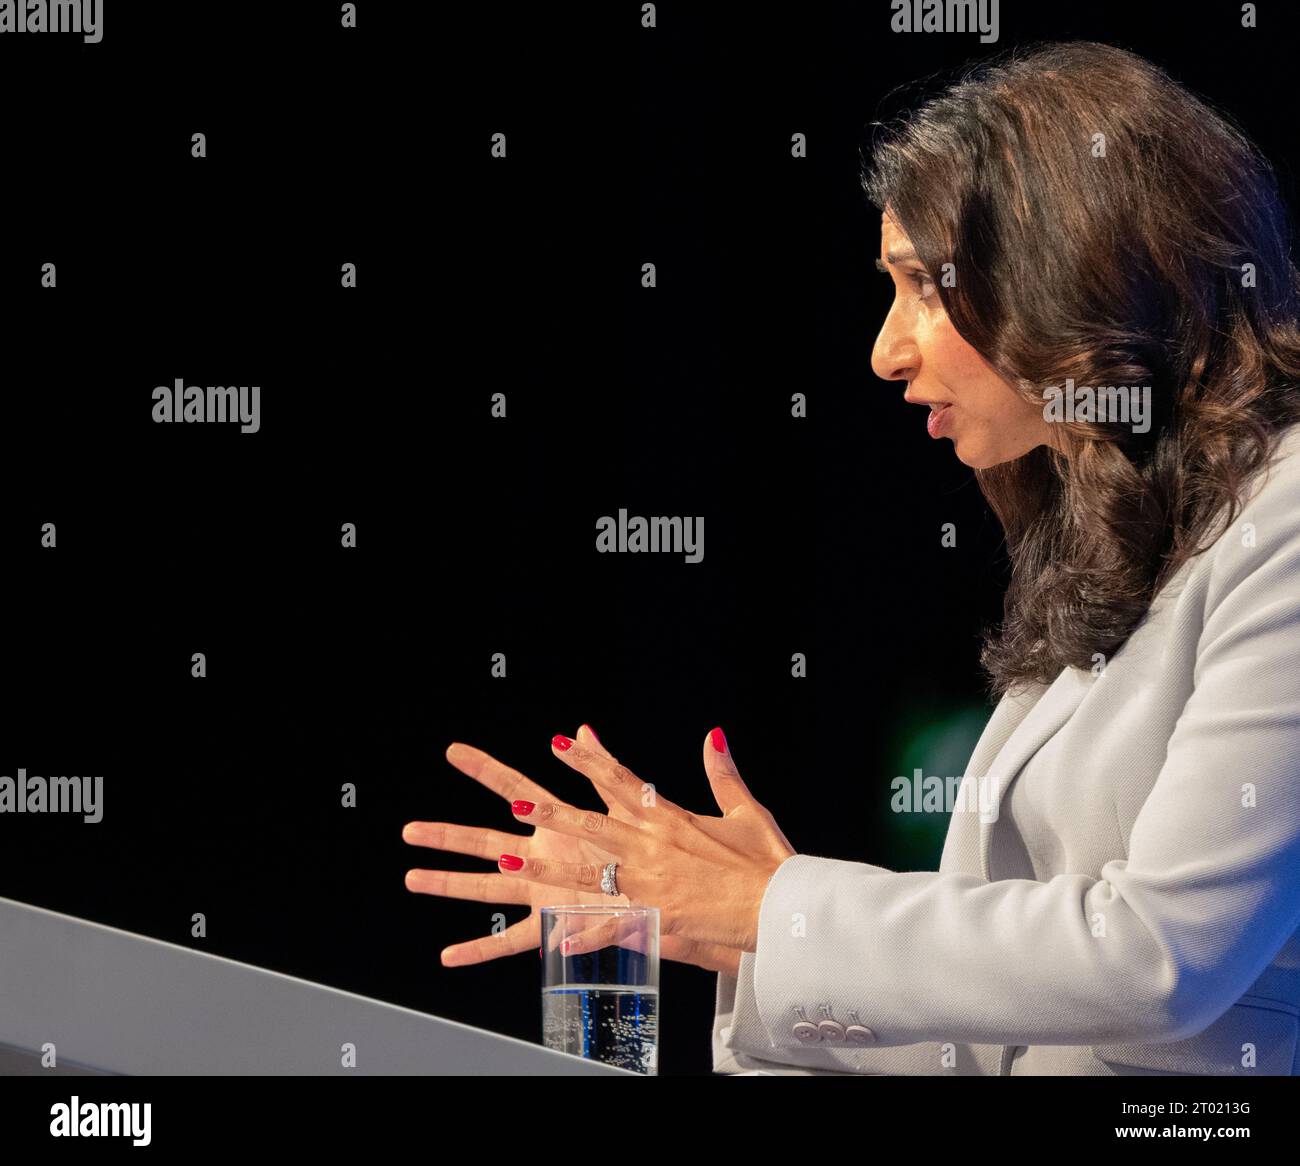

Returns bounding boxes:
[540,905,659,1074]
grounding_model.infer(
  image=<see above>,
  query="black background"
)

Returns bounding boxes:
[1,1,1296,1077]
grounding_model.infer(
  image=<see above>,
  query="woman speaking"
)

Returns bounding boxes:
[402,41,1300,1075]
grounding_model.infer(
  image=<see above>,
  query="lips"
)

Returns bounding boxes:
[926,403,953,439]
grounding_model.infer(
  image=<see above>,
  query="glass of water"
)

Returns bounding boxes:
[540,905,659,1075]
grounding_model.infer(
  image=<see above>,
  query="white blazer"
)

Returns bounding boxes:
[714,420,1300,1075]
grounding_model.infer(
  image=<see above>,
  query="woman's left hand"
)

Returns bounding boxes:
[506,725,797,955]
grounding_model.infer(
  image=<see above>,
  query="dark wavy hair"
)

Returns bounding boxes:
[862,40,1300,700]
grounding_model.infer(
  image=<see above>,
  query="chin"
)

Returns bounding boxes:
[953,441,994,469]
[953,436,1023,470]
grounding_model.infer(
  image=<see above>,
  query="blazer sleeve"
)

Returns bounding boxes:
[712,959,867,1074]
[721,464,1300,1058]
[712,951,987,1074]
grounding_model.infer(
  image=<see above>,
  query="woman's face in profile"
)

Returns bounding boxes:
[871,211,1054,469]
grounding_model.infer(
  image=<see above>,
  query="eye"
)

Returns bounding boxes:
[905,270,937,301]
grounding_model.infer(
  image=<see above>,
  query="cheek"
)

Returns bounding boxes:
[927,318,997,399]
[928,320,1032,423]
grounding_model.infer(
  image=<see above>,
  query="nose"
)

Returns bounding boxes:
[871,302,919,385]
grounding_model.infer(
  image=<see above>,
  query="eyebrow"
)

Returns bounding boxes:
[875,251,921,270]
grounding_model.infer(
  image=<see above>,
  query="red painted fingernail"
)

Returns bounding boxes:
[583,723,601,745]
[552,734,573,751]
[711,726,728,753]
[538,945,543,958]
[512,799,535,816]
[562,939,571,954]
[499,853,524,871]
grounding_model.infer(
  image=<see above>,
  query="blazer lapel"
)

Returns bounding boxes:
[977,666,1093,880]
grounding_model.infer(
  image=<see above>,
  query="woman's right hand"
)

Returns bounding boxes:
[403,724,745,978]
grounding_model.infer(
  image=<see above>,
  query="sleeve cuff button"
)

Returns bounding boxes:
[792,1021,821,1043]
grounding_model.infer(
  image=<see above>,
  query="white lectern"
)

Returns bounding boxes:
[0,896,634,1075]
